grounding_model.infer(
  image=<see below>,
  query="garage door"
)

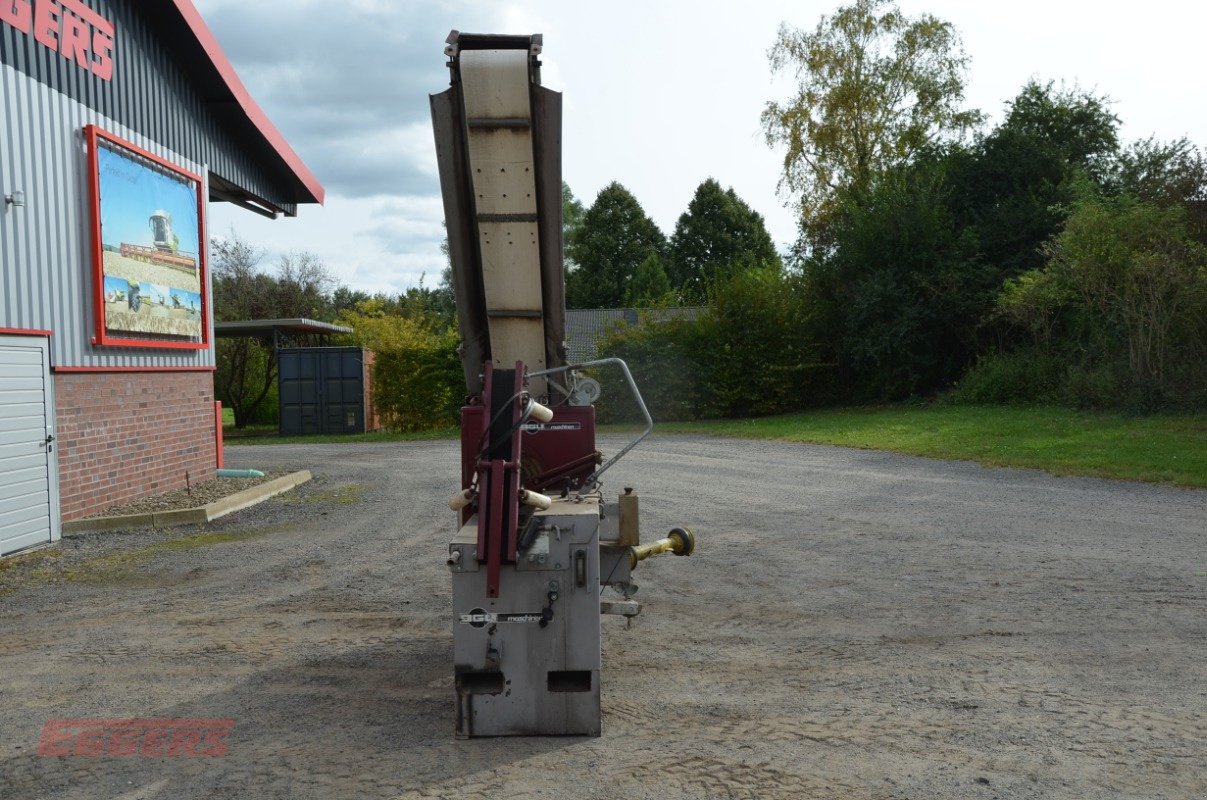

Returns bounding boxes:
[0,338,59,557]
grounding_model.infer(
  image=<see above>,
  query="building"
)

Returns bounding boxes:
[0,1,324,556]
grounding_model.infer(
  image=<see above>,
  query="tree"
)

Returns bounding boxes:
[1111,137,1207,242]
[625,253,672,306]
[762,0,980,241]
[999,80,1119,182]
[1044,195,1207,390]
[814,164,981,399]
[562,181,586,270]
[944,81,1120,280]
[275,250,336,320]
[566,182,665,308]
[667,178,781,300]
[561,181,588,298]
[333,286,372,316]
[212,234,276,429]
[211,232,337,427]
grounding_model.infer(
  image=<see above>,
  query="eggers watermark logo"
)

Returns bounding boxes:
[38,719,234,757]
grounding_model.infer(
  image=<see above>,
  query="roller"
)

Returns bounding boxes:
[527,400,554,423]
[519,488,552,510]
[449,488,476,512]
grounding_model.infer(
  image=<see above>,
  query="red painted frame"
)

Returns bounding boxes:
[214,401,224,469]
[85,125,210,351]
[0,327,53,337]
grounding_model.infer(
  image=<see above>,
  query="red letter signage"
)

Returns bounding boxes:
[1,0,116,82]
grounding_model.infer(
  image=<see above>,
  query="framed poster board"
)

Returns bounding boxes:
[86,125,209,350]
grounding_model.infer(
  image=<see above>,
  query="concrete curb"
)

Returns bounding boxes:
[62,470,313,535]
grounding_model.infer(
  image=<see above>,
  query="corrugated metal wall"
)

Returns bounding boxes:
[0,62,213,369]
[0,0,298,214]
[0,0,314,369]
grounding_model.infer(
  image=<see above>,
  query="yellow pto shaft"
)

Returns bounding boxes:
[628,527,696,569]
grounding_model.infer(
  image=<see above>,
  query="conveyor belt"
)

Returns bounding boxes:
[430,32,567,401]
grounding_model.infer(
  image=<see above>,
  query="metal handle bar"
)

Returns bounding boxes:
[527,357,652,492]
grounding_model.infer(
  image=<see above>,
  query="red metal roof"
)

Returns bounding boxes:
[168,0,325,206]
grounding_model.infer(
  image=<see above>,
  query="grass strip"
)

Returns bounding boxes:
[225,404,1206,488]
[655,405,1207,488]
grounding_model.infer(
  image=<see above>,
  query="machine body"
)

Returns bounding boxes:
[431,30,693,738]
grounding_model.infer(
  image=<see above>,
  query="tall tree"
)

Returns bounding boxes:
[1111,137,1207,242]
[275,251,336,320]
[944,81,1120,279]
[816,166,981,399]
[1000,80,1119,181]
[562,181,586,269]
[668,178,781,300]
[625,253,672,306]
[561,182,588,297]
[566,182,665,308]
[762,0,980,241]
[211,233,337,427]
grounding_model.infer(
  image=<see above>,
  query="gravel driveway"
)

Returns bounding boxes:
[0,436,1204,799]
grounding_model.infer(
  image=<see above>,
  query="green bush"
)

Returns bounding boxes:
[705,268,821,416]
[950,350,1062,405]
[596,316,716,423]
[249,379,279,425]
[339,305,463,432]
[973,194,1207,412]
[1057,360,1142,411]
[597,267,827,422]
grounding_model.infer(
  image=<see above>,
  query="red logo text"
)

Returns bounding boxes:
[38,718,234,757]
[1,0,115,81]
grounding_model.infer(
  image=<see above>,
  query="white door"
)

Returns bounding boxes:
[0,336,59,556]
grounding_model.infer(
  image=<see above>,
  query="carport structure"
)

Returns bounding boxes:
[214,319,379,436]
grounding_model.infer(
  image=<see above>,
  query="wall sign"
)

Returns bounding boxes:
[1,0,115,81]
[86,125,209,350]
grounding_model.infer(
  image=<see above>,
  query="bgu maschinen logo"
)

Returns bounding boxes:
[38,719,234,757]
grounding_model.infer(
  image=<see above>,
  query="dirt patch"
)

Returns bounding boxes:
[83,470,291,518]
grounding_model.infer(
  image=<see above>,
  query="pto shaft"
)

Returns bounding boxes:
[629,527,696,569]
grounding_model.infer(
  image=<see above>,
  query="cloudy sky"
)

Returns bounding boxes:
[193,0,1207,294]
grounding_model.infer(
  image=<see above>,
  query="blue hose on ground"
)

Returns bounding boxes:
[216,468,265,478]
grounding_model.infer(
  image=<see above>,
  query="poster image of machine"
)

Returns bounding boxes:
[94,135,204,340]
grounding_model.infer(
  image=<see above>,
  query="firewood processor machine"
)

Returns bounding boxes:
[430,31,698,738]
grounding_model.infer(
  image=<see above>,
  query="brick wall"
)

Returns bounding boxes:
[363,349,381,432]
[54,371,217,521]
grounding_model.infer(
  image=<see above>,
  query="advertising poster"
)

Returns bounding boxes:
[93,131,205,343]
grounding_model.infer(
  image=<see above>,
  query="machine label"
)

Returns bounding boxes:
[460,608,545,627]
[521,421,581,433]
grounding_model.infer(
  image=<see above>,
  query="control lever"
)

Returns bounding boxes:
[539,585,559,628]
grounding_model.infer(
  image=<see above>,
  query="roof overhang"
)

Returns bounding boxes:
[215,319,353,339]
[142,2,326,217]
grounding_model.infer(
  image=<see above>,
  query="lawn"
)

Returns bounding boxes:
[220,407,455,444]
[227,427,458,446]
[222,404,1207,489]
[657,405,1207,488]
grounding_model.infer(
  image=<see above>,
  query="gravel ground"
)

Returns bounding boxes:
[0,436,1204,799]
[81,471,290,517]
